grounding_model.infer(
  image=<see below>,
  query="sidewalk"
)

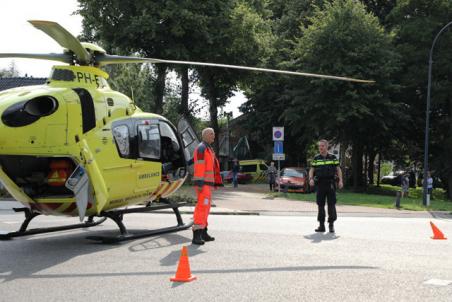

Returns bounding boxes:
[209,185,452,219]
[1,184,451,219]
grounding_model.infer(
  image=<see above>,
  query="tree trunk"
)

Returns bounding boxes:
[364,152,368,187]
[351,143,363,191]
[368,150,377,185]
[447,174,452,200]
[340,143,347,186]
[377,153,381,187]
[153,64,167,114]
[448,96,452,200]
[209,98,220,154]
[204,76,220,154]
[179,67,189,116]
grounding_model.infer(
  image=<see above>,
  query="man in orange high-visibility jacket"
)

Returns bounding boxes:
[192,128,223,245]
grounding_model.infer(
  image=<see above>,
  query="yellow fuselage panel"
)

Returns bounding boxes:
[0,65,176,216]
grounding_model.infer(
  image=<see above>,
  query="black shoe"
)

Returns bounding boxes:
[192,229,205,245]
[329,223,335,233]
[202,228,215,242]
[315,223,325,232]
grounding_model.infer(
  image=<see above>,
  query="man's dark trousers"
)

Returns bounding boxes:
[316,181,337,223]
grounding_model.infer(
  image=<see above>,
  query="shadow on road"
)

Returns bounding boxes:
[304,233,340,243]
[128,233,191,253]
[0,232,119,283]
[160,244,206,267]
[0,264,378,283]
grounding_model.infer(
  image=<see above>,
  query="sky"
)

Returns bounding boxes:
[0,0,245,118]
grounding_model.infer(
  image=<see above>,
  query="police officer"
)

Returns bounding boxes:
[309,139,343,233]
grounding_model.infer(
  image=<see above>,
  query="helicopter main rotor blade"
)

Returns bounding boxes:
[96,55,373,83]
[0,53,72,64]
[28,20,91,65]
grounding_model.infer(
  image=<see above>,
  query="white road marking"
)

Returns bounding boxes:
[423,279,452,286]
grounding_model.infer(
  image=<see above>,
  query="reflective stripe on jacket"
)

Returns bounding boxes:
[312,153,339,180]
[193,141,223,187]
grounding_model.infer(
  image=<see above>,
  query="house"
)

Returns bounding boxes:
[0,77,47,92]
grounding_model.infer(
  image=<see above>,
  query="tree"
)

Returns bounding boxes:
[388,0,452,199]
[361,0,397,24]
[193,0,274,153]
[104,64,155,112]
[239,1,323,165]
[285,0,401,189]
[0,61,20,78]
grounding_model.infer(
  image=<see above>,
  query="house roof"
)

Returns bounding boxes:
[0,77,47,92]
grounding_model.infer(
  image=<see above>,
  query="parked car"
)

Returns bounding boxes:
[381,171,405,186]
[222,170,253,184]
[275,167,309,193]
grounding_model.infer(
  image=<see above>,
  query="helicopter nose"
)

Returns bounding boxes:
[1,96,59,127]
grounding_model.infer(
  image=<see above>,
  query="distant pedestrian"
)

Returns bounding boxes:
[401,173,409,198]
[267,161,277,191]
[232,158,240,188]
[427,171,433,199]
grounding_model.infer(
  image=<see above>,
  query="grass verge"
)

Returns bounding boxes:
[272,187,452,212]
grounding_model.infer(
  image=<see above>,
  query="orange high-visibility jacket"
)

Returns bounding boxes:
[193,142,223,187]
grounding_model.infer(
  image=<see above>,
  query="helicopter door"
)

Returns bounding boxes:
[177,117,200,174]
[135,121,162,191]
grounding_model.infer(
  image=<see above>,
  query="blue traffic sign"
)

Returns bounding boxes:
[274,141,283,154]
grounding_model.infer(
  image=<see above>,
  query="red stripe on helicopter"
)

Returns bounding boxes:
[62,203,77,214]
[30,202,63,213]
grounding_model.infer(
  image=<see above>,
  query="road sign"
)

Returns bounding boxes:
[274,141,283,154]
[272,153,285,161]
[272,127,284,141]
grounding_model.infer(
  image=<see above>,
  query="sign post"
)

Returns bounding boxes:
[272,127,285,192]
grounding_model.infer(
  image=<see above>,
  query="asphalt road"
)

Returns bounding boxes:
[0,209,451,302]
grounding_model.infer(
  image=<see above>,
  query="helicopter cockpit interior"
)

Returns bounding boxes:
[112,118,186,182]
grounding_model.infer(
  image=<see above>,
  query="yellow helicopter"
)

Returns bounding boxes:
[0,20,371,243]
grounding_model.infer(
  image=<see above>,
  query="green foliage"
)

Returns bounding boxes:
[281,0,401,186]
[380,161,393,178]
[387,0,452,198]
[276,187,452,211]
[104,64,155,112]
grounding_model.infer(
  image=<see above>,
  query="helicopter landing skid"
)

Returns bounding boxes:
[0,207,107,240]
[86,201,193,244]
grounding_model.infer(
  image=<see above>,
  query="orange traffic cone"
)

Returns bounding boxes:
[170,246,197,282]
[430,221,447,240]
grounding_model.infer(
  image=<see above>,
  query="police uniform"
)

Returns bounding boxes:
[311,153,339,232]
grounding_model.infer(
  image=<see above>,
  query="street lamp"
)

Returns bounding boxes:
[423,21,452,206]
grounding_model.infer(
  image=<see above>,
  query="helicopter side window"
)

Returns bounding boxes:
[112,125,130,157]
[138,124,160,160]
